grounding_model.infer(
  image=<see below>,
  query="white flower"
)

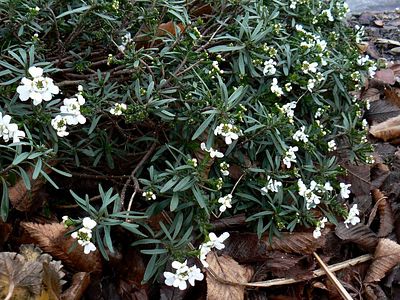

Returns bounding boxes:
[261,176,282,194]
[263,59,277,76]
[81,240,97,254]
[142,190,156,200]
[298,179,322,210]
[328,140,337,151]
[280,101,297,122]
[16,66,59,105]
[188,158,198,167]
[118,32,133,53]
[82,217,97,230]
[324,182,333,191]
[315,108,323,119]
[307,79,316,92]
[293,126,309,143]
[218,194,232,212]
[285,83,292,92]
[200,142,224,158]
[214,123,241,145]
[344,204,360,228]
[209,232,230,250]
[271,78,284,97]
[220,162,230,176]
[77,85,83,92]
[313,228,322,239]
[187,265,204,286]
[322,9,334,21]
[110,103,127,116]
[283,146,298,168]
[0,113,26,143]
[60,97,86,125]
[71,227,92,242]
[198,232,230,266]
[51,115,69,137]
[340,183,351,199]
[302,61,318,74]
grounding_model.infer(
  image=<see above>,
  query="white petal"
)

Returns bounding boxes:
[41,91,53,101]
[82,217,97,229]
[28,66,43,78]
[16,85,31,101]
[178,280,187,290]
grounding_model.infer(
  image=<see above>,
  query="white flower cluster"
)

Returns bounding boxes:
[211,61,224,75]
[279,101,296,124]
[263,59,277,76]
[313,217,328,239]
[214,123,242,145]
[314,107,324,119]
[201,142,224,158]
[344,204,360,228]
[142,190,156,200]
[339,182,351,199]
[282,146,298,168]
[321,9,334,22]
[261,176,282,194]
[298,179,333,209]
[0,113,25,143]
[289,0,308,9]
[118,32,133,53]
[51,86,86,137]
[270,78,284,97]
[110,103,127,116]
[198,232,230,267]
[219,162,229,176]
[218,194,232,212]
[328,140,337,151]
[336,2,350,19]
[188,158,198,167]
[354,25,365,43]
[17,66,60,106]
[164,260,204,290]
[71,217,97,254]
[293,126,309,143]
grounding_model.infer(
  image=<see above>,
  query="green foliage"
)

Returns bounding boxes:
[0,0,373,282]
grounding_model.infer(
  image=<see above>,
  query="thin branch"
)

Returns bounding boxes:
[206,254,372,288]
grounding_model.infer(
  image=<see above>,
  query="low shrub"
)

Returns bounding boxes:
[0,0,375,285]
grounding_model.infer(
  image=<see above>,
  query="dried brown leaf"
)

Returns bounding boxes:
[268,232,324,254]
[41,262,63,300]
[361,88,381,102]
[9,167,46,212]
[0,252,42,299]
[365,239,400,283]
[61,272,90,300]
[374,69,396,85]
[342,163,371,197]
[21,222,102,273]
[366,100,400,124]
[224,231,325,263]
[385,88,400,107]
[371,163,390,189]
[364,283,389,300]
[0,221,12,249]
[371,189,394,237]
[206,253,253,300]
[370,115,400,141]
[335,223,378,252]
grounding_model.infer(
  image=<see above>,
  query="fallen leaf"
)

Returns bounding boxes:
[21,222,102,273]
[40,261,64,300]
[371,163,390,189]
[157,21,185,36]
[224,231,326,263]
[364,283,389,300]
[211,214,246,231]
[374,20,384,27]
[335,223,378,253]
[357,42,369,53]
[366,100,400,124]
[342,163,371,197]
[390,47,400,55]
[361,88,381,102]
[9,167,47,212]
[385,88,400,107]
[374,69,396,85]
[206,253,253,300]
[61,272,90,300]
[370,115,400,141]
[0,252,43,299]
[0,221,12,249]
[371,189,394,237]
[365,239,400,283]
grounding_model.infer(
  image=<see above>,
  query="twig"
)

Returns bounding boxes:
[205,254,372,288]
[120,142,157,210]
[313,252,354,300]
